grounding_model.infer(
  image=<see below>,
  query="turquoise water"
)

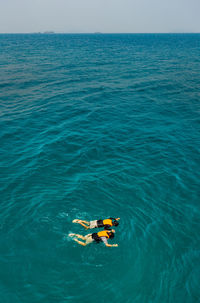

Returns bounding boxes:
[0,34,200,303]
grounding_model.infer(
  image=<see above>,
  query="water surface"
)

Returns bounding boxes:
[0,34,200,303]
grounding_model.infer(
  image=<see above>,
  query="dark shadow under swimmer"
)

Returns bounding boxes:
[69,229,118,247]
[73,217,120,230]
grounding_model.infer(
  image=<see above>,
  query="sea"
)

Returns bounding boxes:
[0,34,200,303]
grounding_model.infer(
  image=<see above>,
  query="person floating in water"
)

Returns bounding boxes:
[69,229,118,247]
[72,217,120,230]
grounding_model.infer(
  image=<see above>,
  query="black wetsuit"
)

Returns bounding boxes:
[92,233,102,243]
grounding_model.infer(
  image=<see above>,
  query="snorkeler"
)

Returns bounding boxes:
[69,229,118,247]
[72,217,120,230]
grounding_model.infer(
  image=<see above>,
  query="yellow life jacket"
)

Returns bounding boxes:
[103,219,112,226]
[97,230,110,238]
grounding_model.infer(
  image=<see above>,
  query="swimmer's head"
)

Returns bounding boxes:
[108,231,115,239]
[113,221,119,227]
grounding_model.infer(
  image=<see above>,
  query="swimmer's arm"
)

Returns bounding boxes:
[109,217,120,221]
[105,243,118,247]
[101,237,118,247]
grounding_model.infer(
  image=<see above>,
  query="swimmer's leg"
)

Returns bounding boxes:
[73,238,87,246]
[69,233,76,237]
[80,220,90,225]
[76,234,86,240]
[72,219,81,223]
[79,222,90,230]
[71,233,86,240]
[73,219,90,225]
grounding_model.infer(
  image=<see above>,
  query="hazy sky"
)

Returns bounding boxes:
[0,0,199,33]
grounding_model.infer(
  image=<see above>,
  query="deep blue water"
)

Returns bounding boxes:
[0,34,200,303]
